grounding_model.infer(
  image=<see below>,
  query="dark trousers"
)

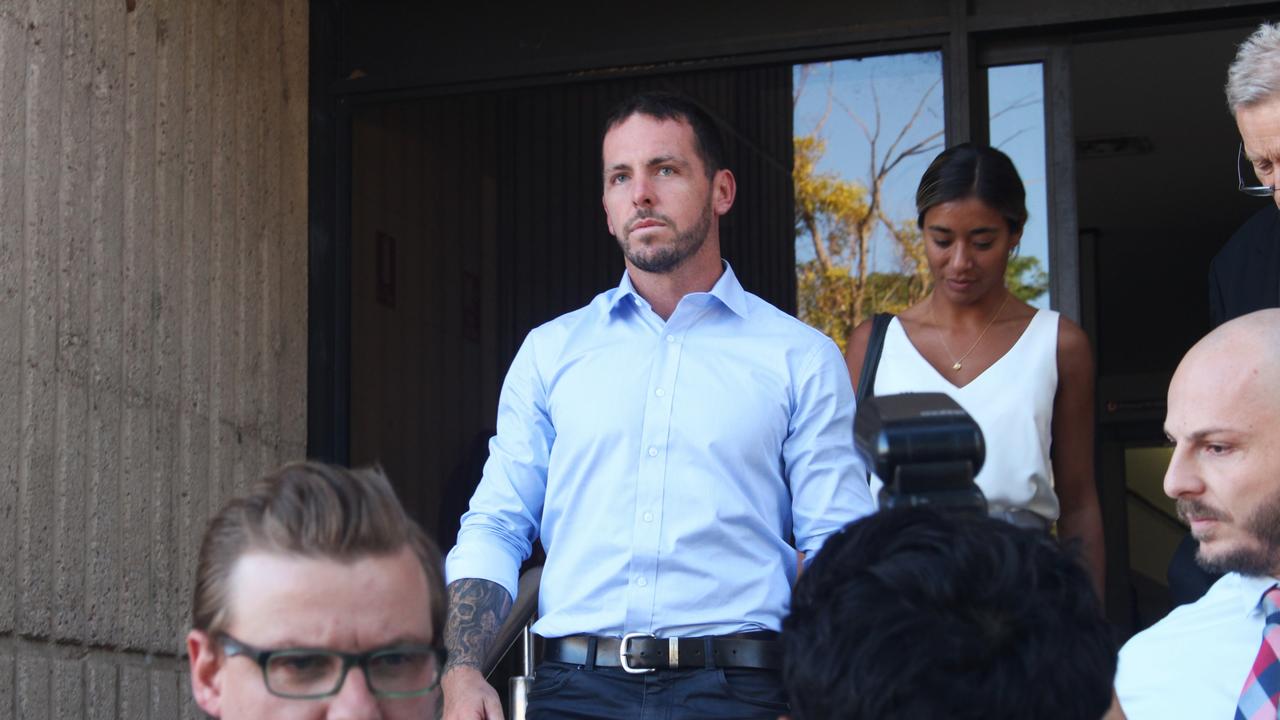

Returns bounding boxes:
[525,661,789,720]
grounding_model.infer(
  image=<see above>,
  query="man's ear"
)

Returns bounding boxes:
[712,168,736,217]
[603,194,617,237]
[187,629,225,717]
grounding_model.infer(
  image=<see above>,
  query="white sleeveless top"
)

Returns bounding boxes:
[871,309,1061,521]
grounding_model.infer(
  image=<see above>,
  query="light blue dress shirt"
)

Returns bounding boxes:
[445,263,873,638]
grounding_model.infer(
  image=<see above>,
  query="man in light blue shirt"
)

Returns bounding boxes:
[440,91,873,720]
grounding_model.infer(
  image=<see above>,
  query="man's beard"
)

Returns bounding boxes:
[618,202,712,274]
[1179,491,1280,576]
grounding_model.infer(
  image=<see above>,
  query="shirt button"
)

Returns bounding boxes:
[643,511,653,522]
[637,577,648,587]
[655,388,665,397]
[647,446,658,457]
[666,335,675,343]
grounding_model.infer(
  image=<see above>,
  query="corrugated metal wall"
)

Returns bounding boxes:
[0,0,308,717]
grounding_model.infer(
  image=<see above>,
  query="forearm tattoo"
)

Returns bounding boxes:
[442,578,514,674]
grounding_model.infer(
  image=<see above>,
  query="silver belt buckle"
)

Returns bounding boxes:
[619,632,657,674]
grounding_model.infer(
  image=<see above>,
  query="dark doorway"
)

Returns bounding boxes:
[1072,22,1267,633]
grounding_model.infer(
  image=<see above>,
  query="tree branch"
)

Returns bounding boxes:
[804,212,832,271]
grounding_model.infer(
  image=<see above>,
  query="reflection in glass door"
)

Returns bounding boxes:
[792,52,945,351]
[988,63,1051,309]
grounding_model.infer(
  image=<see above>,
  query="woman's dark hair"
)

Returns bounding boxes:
[915,143,1027,234]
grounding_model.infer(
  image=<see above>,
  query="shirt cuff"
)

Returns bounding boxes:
[443,534,522,602]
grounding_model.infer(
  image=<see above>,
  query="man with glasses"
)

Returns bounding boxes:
[1172,21,1280,607]
[186,461,447,719]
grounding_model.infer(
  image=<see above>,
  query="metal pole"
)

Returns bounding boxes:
[508,618,535,720]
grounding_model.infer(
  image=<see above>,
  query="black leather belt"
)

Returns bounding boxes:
[542,632,781,673]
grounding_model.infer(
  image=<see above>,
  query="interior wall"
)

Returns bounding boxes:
[1074,26,1263,383]
[349,96,502,546]
[0,1,308,718]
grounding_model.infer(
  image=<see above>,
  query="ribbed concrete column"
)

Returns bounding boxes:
[0,0,308,717]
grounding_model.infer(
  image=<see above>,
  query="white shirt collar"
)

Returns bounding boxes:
[1231,572,1280,618]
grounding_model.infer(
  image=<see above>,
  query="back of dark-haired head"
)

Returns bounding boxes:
[782,508,1116,720]
[602,90,726,178]
[916,143,1028,234]
[192,461,446,638]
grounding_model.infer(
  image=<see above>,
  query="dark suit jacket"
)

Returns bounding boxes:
[1170,204,1280,608]
[1208,205,1280,326]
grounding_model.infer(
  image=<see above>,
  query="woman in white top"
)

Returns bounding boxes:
[845,143,1105,597]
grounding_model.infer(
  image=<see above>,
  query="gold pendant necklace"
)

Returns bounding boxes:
[930,292,1011,372]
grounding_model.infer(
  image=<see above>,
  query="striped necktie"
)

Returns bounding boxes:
[1237,585,1280,720]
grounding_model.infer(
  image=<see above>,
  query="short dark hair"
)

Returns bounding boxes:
[783,508,1116,720]
[192,461,446,638]
[916,143,1027,233]
[602,90,726,178]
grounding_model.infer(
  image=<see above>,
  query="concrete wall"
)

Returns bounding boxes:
[0,0,308,717]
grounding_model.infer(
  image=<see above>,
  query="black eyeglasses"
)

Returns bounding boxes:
[1237,142,1276,197]
[219,634,445,700]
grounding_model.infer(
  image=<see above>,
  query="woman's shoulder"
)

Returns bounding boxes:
[1047,311,1094,379]
[1050,311,1091,354]
[845,312,900,385]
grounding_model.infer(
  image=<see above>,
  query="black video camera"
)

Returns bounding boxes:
[853,392,987,514]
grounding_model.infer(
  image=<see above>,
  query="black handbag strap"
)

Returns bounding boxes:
[856,313,894,405]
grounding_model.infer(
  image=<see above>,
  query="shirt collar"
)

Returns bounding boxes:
[606,261,750,319]
[708,262,750,318]
[1233,573,1280,618]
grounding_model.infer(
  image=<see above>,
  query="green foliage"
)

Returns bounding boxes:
[796,261,855,355]
[1005,254,1049,303]
[793,135,868,269]
[797,261,930,355]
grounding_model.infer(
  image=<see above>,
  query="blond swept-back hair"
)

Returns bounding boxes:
[191,461,446,637]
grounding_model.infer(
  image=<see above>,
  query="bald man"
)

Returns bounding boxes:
[1116,309,1280,718]
[1173,21,1280,607]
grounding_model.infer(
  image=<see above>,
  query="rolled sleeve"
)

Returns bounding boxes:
[784,339,874,560]
[444,332,555,601]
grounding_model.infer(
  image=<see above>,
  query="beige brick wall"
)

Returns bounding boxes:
[0,0,308,716]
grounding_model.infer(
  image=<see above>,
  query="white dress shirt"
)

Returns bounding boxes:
[1116,572,1280,718]
[445,263,874,638]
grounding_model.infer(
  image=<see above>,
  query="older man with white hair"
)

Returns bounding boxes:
[1116,309,1280,718]
[1169,20,1280,609]
[1210,22,1280,324]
